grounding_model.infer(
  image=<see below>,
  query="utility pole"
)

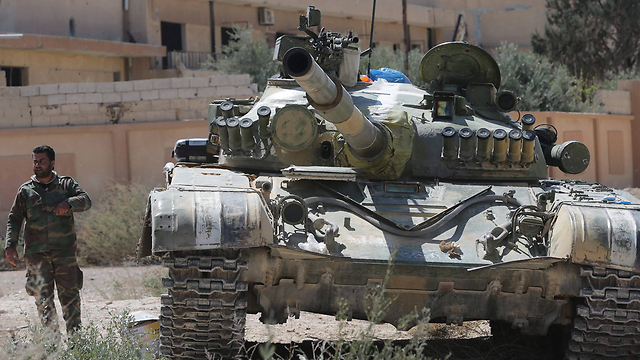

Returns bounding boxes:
[209,1,216,55]
[402,0,410,74]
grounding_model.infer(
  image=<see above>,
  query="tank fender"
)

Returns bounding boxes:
[548,203,640,272]
[146,186,274,253]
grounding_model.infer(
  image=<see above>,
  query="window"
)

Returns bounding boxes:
[161,21,183,69]
[69,17,76,37]
[221,27,236,53]
[427,28,435,50]
[1,66,25,86]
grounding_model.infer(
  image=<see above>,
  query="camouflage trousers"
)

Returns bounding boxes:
[24,249,83,335]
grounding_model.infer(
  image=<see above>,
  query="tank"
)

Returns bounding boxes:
[138,6,640,359]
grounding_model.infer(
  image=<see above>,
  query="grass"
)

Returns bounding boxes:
[75,183,150,266]
[0,311,156,360]
[244,254,439,360]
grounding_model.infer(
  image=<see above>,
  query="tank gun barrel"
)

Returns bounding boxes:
[283,47,386,160]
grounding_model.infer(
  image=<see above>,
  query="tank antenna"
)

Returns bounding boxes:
[367,0,377,77]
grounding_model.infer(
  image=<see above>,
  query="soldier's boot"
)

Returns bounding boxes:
[60,295,81,335]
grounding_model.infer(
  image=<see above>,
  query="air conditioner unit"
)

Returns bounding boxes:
[259,8,275,25]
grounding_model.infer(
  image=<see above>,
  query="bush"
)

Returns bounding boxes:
[493,43,596,112]
[201,25,278,92]
[76,184,149,266]
[1,312,155,360]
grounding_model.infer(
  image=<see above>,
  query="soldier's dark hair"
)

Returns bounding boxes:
[33,145,55,161]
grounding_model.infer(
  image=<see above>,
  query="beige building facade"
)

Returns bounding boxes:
[0,74,256,231]
[0,0,550,85]
[424,0,547,52]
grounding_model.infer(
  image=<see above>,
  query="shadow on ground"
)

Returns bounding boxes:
[246,334,563,360]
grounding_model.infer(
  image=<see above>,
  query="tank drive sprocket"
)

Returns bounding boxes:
[159,250,248,359]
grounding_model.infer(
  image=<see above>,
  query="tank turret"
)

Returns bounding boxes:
[282,47,388,160]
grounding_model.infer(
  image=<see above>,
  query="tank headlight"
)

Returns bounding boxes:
[279,196,308,225]
[496,91,518,112]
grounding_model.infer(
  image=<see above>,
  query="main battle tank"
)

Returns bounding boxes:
[138,6,640,359]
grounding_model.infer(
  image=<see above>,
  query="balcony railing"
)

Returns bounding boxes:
[163,51,218,70]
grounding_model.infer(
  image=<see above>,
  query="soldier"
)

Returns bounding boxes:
[4,145,91,335]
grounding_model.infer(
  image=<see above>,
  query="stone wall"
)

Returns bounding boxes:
[0,74,257,128]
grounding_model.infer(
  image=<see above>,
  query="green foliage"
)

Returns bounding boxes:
[1,312,155,360]
[76,183,150,266]
[601,66,640,90]
[532,0,640,81]
[201,25,278,92]
[360,46,425,86]
[493,43,596,112]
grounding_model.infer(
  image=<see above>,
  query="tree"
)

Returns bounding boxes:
[201,25,277,92]
[532,0,640,81]
[493,43,594,112]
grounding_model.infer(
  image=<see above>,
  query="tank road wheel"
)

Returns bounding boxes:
[566,267,640,359]
[159,250,248,359]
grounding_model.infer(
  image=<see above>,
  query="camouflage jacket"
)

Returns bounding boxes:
[5,172,92,255]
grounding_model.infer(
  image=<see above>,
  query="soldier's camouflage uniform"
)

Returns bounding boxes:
[5,172,91,334]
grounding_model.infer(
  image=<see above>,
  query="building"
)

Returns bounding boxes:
[0,0,548,86]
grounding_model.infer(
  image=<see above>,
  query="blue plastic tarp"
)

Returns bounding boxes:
[369,68,411,84]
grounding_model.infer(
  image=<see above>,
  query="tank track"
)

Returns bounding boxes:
[567,267,640,359]
[160,252,248,359]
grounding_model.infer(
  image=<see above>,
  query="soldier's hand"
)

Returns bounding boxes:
[54,201,71,215]
[5,247,18,266]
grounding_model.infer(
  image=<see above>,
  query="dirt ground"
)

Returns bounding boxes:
[0,265,490,345]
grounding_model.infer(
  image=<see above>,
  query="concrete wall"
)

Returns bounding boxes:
[517,112,634,189]
[0,74,257,129]
[0,120,208,233]
[596,90,632,115]
[430,0,547,51]
[0,0,124,41]
[617,80,640,187]
[0,73,258,232]
[0,49,126,85]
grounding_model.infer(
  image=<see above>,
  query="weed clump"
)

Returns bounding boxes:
[76,183,149,266]
[1,312,155,360]
[247,254,436,360]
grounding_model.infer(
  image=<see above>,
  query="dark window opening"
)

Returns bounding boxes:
[69,17,76,37]
[1,67,24,86]
[161,21,183,69]
[393,44,399,51]
[411,43,421,51]
[427,28,434,50]
[221,27,235,54]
